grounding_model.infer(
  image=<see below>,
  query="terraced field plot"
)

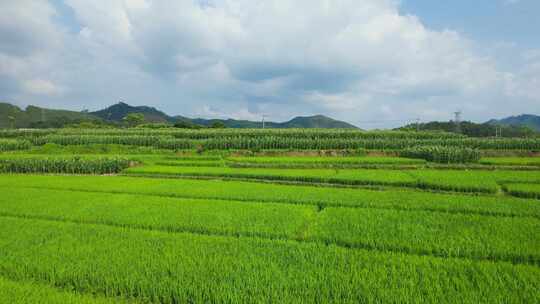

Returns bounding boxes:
[480,157,540,166]
[124,164,540,194]
[504,183,540,199]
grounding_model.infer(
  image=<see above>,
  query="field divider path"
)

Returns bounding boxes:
[1,184,539,219]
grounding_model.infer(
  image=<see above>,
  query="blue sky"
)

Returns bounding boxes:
[0,0,538,128]
[401,0,540,48]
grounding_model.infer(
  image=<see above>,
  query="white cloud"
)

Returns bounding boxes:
[0,0,538,127]
[23,79,65,96]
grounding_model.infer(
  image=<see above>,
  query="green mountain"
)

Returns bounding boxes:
[1,101,357,129]
[0,102,97,128]
[281,115,357,128]
[90,102,173,123]
[487,114,540,132]
[186,115,357,129]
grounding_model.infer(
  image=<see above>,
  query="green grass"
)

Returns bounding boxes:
[0,187,315,239]
[0,276,126,304]
[1,217,538,303]
[0,175,539,218]
[504,183,540,199]
[480,157,540,166]
[307,208,540,264]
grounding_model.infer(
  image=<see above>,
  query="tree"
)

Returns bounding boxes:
[210,121,226,129]
[174,120,195,129]
[123,113,145,127]
[174,120,202,129]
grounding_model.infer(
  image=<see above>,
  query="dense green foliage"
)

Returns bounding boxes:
[401,146,481,163]
[1,128,540,152]
[122,113,145,127]
[23,143,175,155]
[398,120,538,137]
[0,156,129,174]
[29,135,193,150]
[0,139,31,152]
[0,102,103,129]
[490,114,540,132]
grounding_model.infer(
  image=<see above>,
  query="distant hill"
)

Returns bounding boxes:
[0,102,98,128]
[281,115,357,128]
[90,102,357,128]
[487,114,540,132]
[0,101,357,129]
[90,102,173,123]
[397,120,538,137]
[186,114,357,129]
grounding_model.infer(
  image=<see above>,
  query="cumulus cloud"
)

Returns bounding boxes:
[0,0,538,127]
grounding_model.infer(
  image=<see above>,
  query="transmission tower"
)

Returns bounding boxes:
[262,114,267,129]
[454,111,462,133]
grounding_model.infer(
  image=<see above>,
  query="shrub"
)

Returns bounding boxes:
[0,139,32,152]
[400,146,481,164]
[0,156,130,174]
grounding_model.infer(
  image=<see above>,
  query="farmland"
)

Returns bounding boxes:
[0,128,539,302]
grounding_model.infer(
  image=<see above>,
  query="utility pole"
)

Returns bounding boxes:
[262,115,267,129]
[415,118,421,132]
[8,116,15,129]
[454,111,462,133]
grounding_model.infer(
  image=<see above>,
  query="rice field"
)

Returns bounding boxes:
[123,164,540,193]
[0,129,538,302]
[503,183,540,199]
